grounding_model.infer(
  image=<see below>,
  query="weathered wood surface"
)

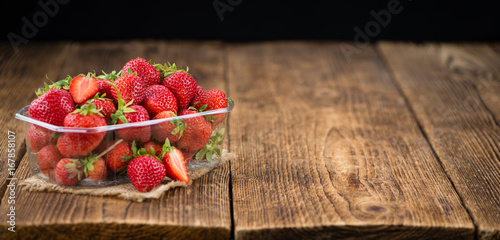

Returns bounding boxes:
[0,41,499,239]
[0,41,231,240]
[227,42,474,240]
[378,42,500,240]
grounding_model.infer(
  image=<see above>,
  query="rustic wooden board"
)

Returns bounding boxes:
[485,44,500,121]
[0,41,231,239]
[227,42,474,239]
[0,41,70,197]
[378,42,500,240]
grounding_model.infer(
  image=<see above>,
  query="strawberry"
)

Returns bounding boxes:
[55,158,83,186]
[29,89,75,126]
[105,141,133,173]
[115,105,151,142]
[96,70,120,98]
[57,105,107,157]
[69,74,99,104]
[111,73,145,105]
[83,94,116,122]
[127,155,166,192]
[176,109,212,153]
[142,141,162,156]
[142,85,177,119]
[162,69,197,110]
[160,139,189,183]
[108,82,151,143]
[192,89,229,129]
[37,144,62,179]
[27,124,59,152]
[122,58,161,88]
[151,111,185,144]
[83,155,107,181]
[192,85,204,101]
[97,79,114,99]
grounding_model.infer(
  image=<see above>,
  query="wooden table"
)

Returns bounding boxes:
[0,41,499,240]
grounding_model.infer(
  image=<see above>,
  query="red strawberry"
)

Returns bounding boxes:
[192,89,229,128]
[37,144,62,179]
[111,73,145,105]
[192,85,204,101]
[142,85,177,119]
[127,155,166,192]
[151,111,185,143]
[142,141,162,156]
[96,70,120,98]
[55,158,83,186]
[29,89,75,126]
[27,124,59,152]
[105,141,133,173]
[162,71,197,109]
[161,140,189,183]
[84,95,116,122]
[122,58,161,88]
[83,156,107,181]
[116,105,151,142]
[97,79,114,99]
[69,74,99,104]
[176,109,212,153]
[57,105,107,157]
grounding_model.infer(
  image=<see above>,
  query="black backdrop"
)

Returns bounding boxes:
[1,0,500,43]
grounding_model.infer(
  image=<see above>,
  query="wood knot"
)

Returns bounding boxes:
[353,201,393,220]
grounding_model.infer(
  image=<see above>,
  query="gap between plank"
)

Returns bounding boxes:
[373,43,479,240]
[222,42,236,240]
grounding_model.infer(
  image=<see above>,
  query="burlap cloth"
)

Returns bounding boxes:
[20,150,236,202]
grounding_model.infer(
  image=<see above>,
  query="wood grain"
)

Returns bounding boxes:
[0,41,70,197]
[0,40,231,240]
[227,42,474,239]
[378,42,500,240]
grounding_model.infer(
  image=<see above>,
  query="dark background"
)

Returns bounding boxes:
[1,0,499,43]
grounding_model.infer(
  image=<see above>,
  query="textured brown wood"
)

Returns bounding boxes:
[378,42,500,240]
[228,42,474,240]
[0,41,231,240]
[0,42,70,197]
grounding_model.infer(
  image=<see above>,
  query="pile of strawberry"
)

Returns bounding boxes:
[27,58,230,192]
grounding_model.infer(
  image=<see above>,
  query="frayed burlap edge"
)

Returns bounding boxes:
[19,150,236,202]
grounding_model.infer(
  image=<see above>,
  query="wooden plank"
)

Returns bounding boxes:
[228,42,474,239]
[485,43,500,121]
[0,40,231,239]
[378,42,500,240]
[0,41,70,197]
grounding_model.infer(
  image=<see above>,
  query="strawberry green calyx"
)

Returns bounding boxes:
[159,139,175,159]
[88,92,112,102]
[187,105,215,122]
[97,70,121,81]
[73,103,104,117]
[35,75,72,97]
[195,128,225,161]
[154,62,189,79]
[64,158,83,180]
[105,81,136,124]
[126,68,138,76]
[171,118,187,139]
[81,153,99,178]
[132,141,163,162]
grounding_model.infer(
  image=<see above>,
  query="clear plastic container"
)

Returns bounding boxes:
[15,100,234,187]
